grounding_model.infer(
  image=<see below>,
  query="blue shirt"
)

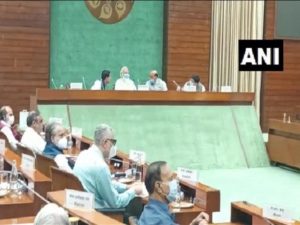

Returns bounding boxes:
[43,142,63,158]
[73,144,135,209]
[138,199,177,225]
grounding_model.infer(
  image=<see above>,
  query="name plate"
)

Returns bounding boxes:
[21,153,35,171]
[263,205,293,221]
[177,167,198,182]
[129,150,146,164]
[0,139,5,155]
[65,189,94,210]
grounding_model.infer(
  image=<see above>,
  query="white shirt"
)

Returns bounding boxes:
[0,120,18,150]
[54,154,73,174]
[115,78,136,91]
[21,127,46,154]
[182,81,206,92]
[145,78,168,91]
[91,80,103,90]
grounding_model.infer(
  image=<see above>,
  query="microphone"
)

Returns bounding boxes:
[172,80,181,91]
[51,78,58,89]
[82,76,87,89]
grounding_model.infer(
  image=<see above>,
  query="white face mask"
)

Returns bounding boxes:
[57,137,68,150]
[123,73,130,79]
[8,115,14,125]
[109,145,117,159]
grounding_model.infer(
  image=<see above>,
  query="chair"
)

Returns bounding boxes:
[50,166,125,222]
[50,166,84,191]
[17,143,36,158]
[35,153,57,177]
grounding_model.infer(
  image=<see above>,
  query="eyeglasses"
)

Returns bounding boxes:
[107,139,117,145]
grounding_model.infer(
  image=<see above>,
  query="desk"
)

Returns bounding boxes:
[72,135,220,224]
[32,89,254,109]
[268,119,300,169]
[231,202,296,225]
[0,216,35,224]
[47,190,125,225]
[1,148,52,219]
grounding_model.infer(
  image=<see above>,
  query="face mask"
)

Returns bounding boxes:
[109,145,117,159]
[57,137,68,150]
[150,79,155,85]
[123,74,130,79]
[166,179,179,203]
[8,115,14,125]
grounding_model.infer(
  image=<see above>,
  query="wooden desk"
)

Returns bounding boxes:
[72,135,220,224]
[31,89,254,109]
[268,119,300,169]
[231,201,296,225]
[0,191,34,219]
[1,148,52,219]
[47,190,125,225]
[0,216,35,224]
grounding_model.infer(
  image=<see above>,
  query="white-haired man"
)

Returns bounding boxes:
[114,66,137,91]
[73,124,143,223]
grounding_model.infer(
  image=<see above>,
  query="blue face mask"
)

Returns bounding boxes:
[166,179,179,202]
[123,73,130,79]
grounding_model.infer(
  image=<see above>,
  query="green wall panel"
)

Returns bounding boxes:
[50,1,164,89]
[38,104,269,170]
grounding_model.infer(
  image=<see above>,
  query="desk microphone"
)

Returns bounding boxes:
[172,80,181,91]
[51,78,58,89]
[82,76,87,89]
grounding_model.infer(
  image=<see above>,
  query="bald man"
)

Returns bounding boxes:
[145,70,168,91]
[0,105,21,150]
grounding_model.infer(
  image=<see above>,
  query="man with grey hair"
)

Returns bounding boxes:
[73,124,143,223]
[21,111,46,154]
[34,203,70,225]
[145,70,168,91]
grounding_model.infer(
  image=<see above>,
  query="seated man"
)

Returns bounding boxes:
[21,111,46,154]
[182,75,206,92]
[91,70,111,90]
[0,105,21,150]
[43,122,73,173]
[145,70,168,91]
[139,161,209,225]
[115,66,137,91]
[34,203,70,225]
[73,124,143,223]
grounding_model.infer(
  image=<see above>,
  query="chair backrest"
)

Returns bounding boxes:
[17,143,35,158]
[50,166,84,191]
[36,153,57,177]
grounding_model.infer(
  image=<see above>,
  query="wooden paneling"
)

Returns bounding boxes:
[261,1,300,131]
[0,1,49,120]
[165,1,211,90]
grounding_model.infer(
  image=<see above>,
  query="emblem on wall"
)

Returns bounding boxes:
[85,0,134,24]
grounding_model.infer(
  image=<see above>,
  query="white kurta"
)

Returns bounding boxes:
[114,78,136,91]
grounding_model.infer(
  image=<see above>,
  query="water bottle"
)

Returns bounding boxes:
[10,160,19,194]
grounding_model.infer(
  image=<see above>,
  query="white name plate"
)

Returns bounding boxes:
[65,189,94,210]
[19,110,29,131]
[263,205,293,221]
[129,150,146,164]
[21,153,35,171]
[177,167,198,182]
[70,82,83,90]
[0,139,5,155]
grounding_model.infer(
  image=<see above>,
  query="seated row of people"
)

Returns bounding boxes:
[91,66,205,92]
[1,108,209,224]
